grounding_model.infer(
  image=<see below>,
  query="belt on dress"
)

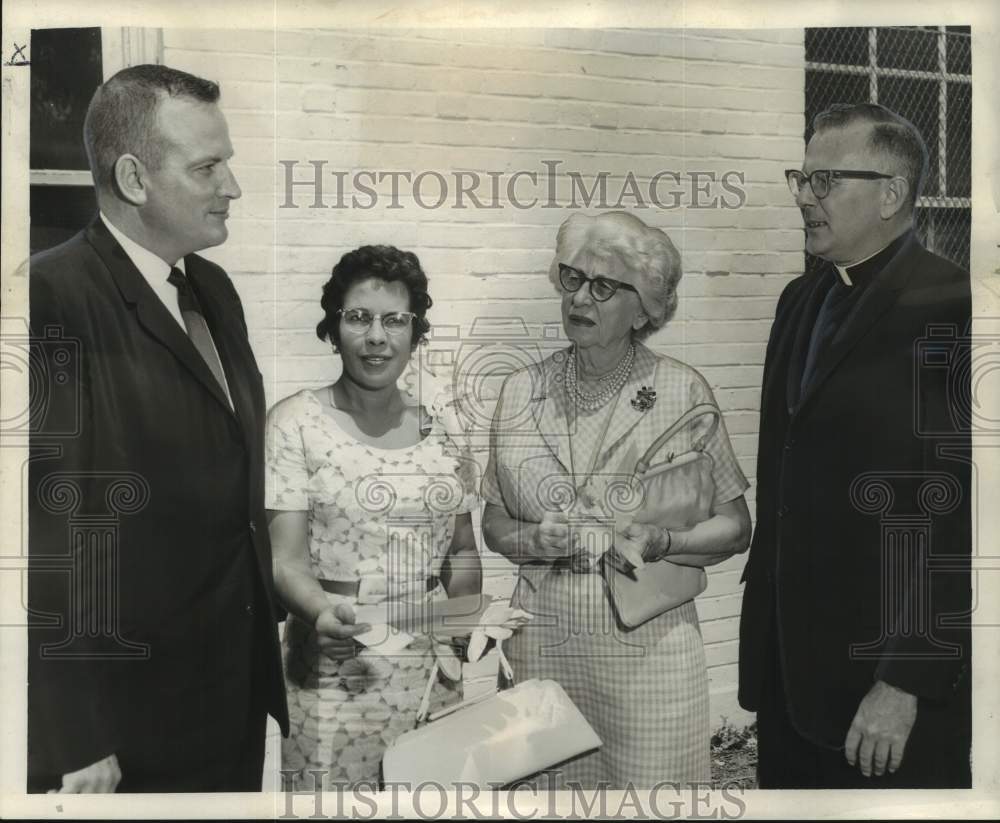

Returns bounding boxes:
[317,576,440,596]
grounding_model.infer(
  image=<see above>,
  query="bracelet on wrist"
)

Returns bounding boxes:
[660,527,673,558]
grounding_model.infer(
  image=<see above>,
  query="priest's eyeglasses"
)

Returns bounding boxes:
[785,169,894,200]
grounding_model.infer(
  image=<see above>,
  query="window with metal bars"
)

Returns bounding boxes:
[29,27,163,254]
[803,26,971,274]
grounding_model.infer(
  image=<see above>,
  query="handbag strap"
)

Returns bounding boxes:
[414,644,515,726]
[634,403,721,475]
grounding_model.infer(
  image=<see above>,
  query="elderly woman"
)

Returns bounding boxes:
[266,245,482,788]
[482,212,752,787]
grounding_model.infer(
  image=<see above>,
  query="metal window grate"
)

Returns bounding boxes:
[803,25,971,273]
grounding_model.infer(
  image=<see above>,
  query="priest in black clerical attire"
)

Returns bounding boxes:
[738,103,972,788]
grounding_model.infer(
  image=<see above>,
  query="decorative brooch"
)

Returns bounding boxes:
[630,385,657,411]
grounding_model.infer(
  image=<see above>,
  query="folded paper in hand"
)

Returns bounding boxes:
[566,490,616,570]
[352,603,415,654]
[353,594,496,653]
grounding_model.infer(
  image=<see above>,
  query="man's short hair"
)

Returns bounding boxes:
[812,102,928,211]
[83,64,220,192]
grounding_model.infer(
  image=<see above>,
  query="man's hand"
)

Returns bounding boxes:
[844,680,918,777]
[49,754,121,793]
[315,603,370,661]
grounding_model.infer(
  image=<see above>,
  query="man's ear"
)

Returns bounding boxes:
[880,175,910,220]
[113,154,149,206]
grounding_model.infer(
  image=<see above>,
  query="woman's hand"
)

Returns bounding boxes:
[531,510,574,561]
[607,522,669,573]
[314,603,371,661]
[606,497,753,573]
[626,522,671,562]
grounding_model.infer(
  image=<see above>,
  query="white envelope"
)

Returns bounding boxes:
[383,679,602,788]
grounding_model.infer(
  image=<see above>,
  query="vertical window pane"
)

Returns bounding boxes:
[30,185,98,255]
[946,82,971,198]
[876,27,939,73]
[805,27,869,65]
[915,206,969,270]
[878,76,941,197]
[804,70,869,141]
[801,25,970,274]
[30,27,103,170]
[945,27,971,75]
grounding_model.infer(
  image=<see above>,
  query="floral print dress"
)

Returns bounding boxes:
[266,388,478,788]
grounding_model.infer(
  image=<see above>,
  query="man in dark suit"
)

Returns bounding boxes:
[28,64,288,792]
[738,103,971,788]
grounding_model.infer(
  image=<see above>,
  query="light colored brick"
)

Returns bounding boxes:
[680,272,796,298]
[542,29,606,52]
[700,615,741,646]
[680,61,801,92]
[412,28,550,49]
[705,639,739,669]
[680,349,768,374]
[679,36,804,68]
[698,365,767,389]
[714,387,762,411]
[696,592,743,623]
[164,28,276,55]
[225,112,277,139]
[704,569,744,599]
[681,297,781,321]
[160,25,809,729]
[223,80,300,112]
[264,354,339,383]
[167,48,277,83]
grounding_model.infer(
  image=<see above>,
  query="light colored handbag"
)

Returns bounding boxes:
[382,648,602,788]
[603,403,721,628]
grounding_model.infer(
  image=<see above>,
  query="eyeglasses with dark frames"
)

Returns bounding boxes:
[558,263,638,302]
[336,308,416,335]
[785,168,895,200]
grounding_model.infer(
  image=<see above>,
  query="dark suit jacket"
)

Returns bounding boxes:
[28,217,289,789]
[738,231,971,753]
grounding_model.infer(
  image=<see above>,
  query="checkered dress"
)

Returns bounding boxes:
[483,343,748,788]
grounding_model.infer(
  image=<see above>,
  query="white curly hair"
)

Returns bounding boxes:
[548,211,682,339]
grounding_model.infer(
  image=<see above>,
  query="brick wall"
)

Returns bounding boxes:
[164,27,806,727]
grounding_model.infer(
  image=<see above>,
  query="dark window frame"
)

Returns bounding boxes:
[804,25,972,271]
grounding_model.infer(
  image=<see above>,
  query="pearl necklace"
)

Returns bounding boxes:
[564,344,635,411]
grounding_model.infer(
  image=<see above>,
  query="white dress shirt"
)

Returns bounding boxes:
[101,213,187,329]
[100,213,233,407]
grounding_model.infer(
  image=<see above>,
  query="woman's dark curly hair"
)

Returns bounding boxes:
[316,245,432,348]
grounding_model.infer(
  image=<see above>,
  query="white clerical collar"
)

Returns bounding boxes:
[100,212,184,278]
[833,241,893,287]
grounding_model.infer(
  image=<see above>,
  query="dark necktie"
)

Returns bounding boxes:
[167,267,233,408]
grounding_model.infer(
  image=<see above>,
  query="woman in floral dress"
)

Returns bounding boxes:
[266,246,481,788]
